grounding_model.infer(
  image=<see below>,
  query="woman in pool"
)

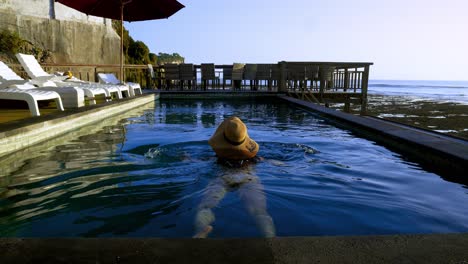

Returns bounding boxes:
[193,116,276,238]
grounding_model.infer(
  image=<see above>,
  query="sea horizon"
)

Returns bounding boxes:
[369,79,468,87]
[370,79,468,83]
[367,79,468,105]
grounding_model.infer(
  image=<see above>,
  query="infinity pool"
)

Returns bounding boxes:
[0,98,467,237]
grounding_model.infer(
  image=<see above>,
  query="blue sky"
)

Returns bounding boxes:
[125,0,468,81]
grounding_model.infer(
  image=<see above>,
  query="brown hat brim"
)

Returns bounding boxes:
[208,119,259,160]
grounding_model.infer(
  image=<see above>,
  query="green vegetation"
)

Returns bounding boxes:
[156,52,184,65]
[0,29,51,62]
[0,30,24,54]
[112,21,184,66]
[149,53,158,65]
[128,40,150,64]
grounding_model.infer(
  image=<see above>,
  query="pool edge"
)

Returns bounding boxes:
[1,233,467,263]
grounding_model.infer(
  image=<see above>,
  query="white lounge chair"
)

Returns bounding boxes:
[15,53,128,100]
[0,61,88,108]
[0,83,64,117]
[97,73,142,97]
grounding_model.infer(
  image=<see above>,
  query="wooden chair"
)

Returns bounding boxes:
[231,63,245,90]
[319,66,336,91]
[164,64,180,90]
[179,63,195,90]
[287,63,306,91]
[243,64,257,90]
[201,63,217,90]
[270,64,280,91]
[255,64,271,91]
[305,65,319,91]
[222,67,232,89]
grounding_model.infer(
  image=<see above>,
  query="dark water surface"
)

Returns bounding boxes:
[1,98,467,237]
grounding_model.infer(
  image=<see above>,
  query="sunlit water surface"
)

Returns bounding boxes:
[0,98,467,237]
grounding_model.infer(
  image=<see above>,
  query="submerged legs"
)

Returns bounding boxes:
[193,178,226,238]
[238,180,276,238]
[194,168,276,238]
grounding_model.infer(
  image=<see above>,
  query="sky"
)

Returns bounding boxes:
[125,0,468,81]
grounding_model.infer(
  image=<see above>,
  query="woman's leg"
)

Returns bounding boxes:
[193,178,227,238]
[238,178,276,238]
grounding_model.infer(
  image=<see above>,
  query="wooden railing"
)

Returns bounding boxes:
[282,62,372,93]
[280,62,372,113]
[8,63,153,88]
[333,69,364,92]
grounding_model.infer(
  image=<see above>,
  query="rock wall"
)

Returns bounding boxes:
[0,1,120,64]
[0,0,51,19]
[0,0,109,24]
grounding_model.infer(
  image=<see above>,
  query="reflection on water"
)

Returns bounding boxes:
[0,102,155,236]
[0,98,467,237]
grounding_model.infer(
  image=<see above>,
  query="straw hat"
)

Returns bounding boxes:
[208,116,259,160]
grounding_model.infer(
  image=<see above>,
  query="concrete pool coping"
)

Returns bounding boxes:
[1,233,468,263]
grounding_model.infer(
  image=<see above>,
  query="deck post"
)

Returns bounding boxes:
[278,61,287,92]
[319,66,325,95]
[360,65,370,115]
[344,68,349,92]
[94,67,97,83]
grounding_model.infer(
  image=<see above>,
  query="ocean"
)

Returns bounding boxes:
[361,80,468,139]
[368,80,468,104]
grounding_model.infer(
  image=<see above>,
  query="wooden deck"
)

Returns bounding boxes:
[0,96,108,125]
[0,100,60,124]
[0,108,60,124]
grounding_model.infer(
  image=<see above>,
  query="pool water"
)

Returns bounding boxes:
[0,98,467,237]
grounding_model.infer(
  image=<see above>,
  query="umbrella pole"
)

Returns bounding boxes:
[120,2,124,82]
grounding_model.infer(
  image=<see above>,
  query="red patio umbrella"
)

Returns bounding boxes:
[55,0,185,81]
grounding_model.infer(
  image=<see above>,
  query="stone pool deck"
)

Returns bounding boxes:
[1,92,468,263]
[1,233,468,263]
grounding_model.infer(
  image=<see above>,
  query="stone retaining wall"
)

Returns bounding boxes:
[0,0,119,65]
